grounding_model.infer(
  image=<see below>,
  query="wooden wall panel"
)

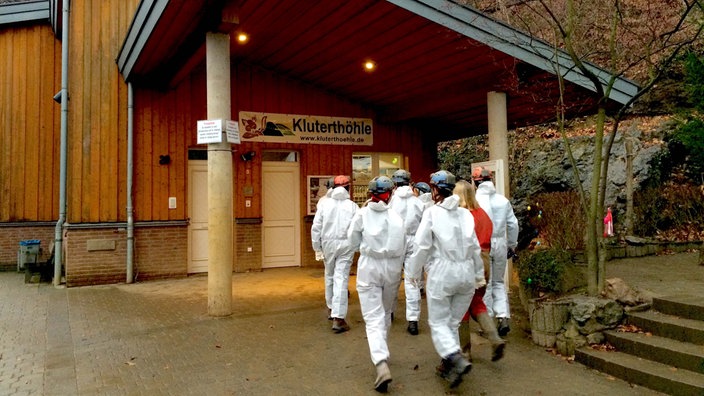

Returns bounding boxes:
[66,0,140,223]
[0,24,61,222]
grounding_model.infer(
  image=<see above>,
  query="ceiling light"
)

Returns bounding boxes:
[237,33,249,43]
[364,60,376,72]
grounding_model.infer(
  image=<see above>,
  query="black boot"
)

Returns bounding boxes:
[497,317,511,337]
[407,321,419,335]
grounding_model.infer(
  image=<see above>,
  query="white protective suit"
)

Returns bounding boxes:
[388,185,425,322]
[348,200,406,365]
[475,181,519,319]
[407,194,484,358]
[311,186,359,319]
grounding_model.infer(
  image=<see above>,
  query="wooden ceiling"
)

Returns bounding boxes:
[119,0,634,141]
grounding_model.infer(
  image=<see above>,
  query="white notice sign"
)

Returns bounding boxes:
[197,119,223,144]
[225,120,240,144]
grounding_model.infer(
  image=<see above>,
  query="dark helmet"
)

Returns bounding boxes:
[368,176,395,194]
[430,170,456,191]
[333,175,351,187]
[391,169,411,186]
[414,182,431,194]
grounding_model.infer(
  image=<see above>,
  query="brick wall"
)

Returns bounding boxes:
[65,225,188,287]
[0,225,55,271]
[234,221,262,272]
[65,227,128,286]
[134,226,188,281]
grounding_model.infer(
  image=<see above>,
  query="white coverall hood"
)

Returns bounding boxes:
[330,185,351,200]
[389,185,424,235]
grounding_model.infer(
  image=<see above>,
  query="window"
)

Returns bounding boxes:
[262,151,298,162]
[351,152,403,205]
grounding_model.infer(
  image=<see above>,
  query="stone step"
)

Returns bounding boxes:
[627,310,704,345]
[654,295,704,321]
[575,347,704,395]
[604,330,704,374]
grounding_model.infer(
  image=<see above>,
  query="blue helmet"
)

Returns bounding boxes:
[368,176,395,194]
[430,170,456,191]
[391,169,411,186]
[414,182,431,194]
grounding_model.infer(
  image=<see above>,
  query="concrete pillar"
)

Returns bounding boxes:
[206,32,233,316]
[487,91,510,197]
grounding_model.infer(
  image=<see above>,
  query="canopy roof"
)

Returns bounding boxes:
[117,0,640,141]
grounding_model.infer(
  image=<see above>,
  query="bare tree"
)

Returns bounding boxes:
[463,0,704,294]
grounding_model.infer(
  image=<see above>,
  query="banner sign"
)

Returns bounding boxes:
[239,111,373,146]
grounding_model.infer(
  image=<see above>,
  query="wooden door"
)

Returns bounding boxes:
[262,160,300,268]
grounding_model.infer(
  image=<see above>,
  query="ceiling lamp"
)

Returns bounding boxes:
[364,60,376,72]
[237,33,249,44]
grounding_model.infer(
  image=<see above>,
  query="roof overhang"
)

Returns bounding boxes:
[117,0,640,141]
[0,0,49,25]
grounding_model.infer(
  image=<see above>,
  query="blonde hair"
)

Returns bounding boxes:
[453,180,481,210]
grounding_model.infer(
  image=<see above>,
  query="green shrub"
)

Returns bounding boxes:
[669,117,704,180]
[517,248,571,294]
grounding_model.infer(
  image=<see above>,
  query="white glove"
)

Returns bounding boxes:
[315,251,324,261]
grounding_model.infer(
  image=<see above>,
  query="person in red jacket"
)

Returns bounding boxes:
[453,180,505,362]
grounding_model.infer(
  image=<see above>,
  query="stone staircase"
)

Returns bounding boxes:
[575,295,704,395]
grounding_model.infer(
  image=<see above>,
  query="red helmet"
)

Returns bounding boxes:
[333,175,350,187]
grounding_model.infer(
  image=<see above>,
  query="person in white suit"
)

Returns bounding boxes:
[473,167,519,336]
[311,175,359,333]
[388,169,425,336]
[348,176,406,392]
[407,170,485,389]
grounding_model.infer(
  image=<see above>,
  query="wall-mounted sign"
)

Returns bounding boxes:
[239,111,373,146]
[225,120,240,144]
[197,119,223,144]
[197,119,241,144]
[307,175,334,215]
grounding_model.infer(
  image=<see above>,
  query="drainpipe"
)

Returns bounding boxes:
[126,82,134,283]
[54,0,70,287]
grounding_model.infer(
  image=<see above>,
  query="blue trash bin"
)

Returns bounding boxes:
[18,240,41,272]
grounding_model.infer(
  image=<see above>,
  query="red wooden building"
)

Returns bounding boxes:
[0,0,637,287]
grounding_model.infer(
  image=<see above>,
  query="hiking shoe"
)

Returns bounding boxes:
[332,318,350,333]
[407,321,419,336]
[497,317,510,337]
[445,352,471,388]
[374,360,392,392]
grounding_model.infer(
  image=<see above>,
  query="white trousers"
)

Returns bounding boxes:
[357,255,403,365]
[483,238,511,318]
[322,240,355,319]
[425,260,474,358]
[403,235,421,321]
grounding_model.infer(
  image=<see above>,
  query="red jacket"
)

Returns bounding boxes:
[470,207,493,252]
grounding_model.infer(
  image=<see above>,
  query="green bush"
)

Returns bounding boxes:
[669,117,704,181]
[517,248,571,294]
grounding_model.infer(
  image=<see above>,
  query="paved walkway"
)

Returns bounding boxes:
[2,252,701,395]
